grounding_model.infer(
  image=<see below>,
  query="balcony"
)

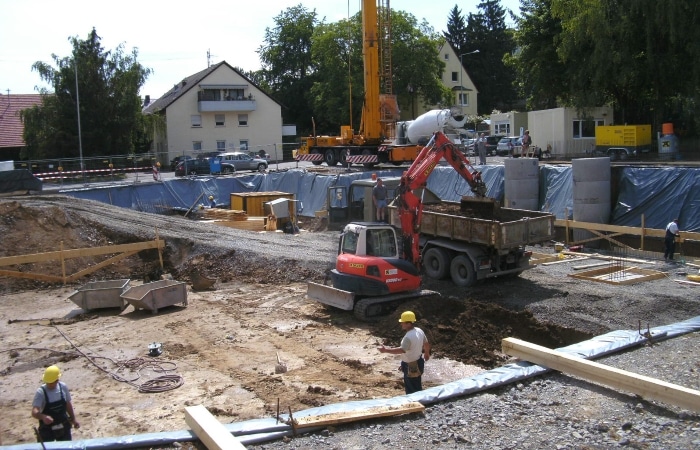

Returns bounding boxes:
[197,92,257,112]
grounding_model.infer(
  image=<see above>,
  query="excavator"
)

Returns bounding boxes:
[307,131,488,320]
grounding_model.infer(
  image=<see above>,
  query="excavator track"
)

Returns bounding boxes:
[353,289,439,321]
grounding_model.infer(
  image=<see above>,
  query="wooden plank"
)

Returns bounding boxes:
[0,269,63,283]
[541,256,589,266]
[184,405,246,450]
[673,279,700,286]
[66,250,139,282]
[572,262,611,271]
[0,239,164,267]
[554,219,700,242]
[502,337,700,413]
[292,402,424,428]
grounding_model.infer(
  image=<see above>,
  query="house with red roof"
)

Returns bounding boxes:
[0,93,43,162]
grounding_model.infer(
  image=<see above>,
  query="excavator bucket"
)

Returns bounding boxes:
[306,281,356,311]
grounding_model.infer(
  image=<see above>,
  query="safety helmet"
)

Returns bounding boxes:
[209,195,214,200]
[399,311,416,323]
[43,365,61,383]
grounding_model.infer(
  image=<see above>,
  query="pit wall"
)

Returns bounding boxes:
[61,165,700,232]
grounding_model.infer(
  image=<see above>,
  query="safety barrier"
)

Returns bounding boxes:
[295,153,324,162]
[34,166,154,181]
[347,154,378,164]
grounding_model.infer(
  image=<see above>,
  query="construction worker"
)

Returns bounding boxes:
[372,178,388,222]
[208,195,217,208]
[31,365,80,442]
[377,311,431,394]
[664,218,680,261]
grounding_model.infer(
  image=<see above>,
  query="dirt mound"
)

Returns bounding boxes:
[373,296,592,369]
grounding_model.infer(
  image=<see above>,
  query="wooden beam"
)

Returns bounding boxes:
[502,337,700,413]
[554,219,700,242]
[66,250,139,282]
[184,405,246,450]
[0,239,164,267]
[291,402,425,429]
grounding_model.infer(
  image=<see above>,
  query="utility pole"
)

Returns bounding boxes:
[74,57,85,184]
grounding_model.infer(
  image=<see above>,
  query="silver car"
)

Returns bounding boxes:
[218,152,268,172]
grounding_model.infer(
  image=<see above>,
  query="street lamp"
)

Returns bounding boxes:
[459,50,479,112]
[74,56,85,183]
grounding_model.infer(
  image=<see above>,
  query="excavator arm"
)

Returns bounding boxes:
[396,131,488,267]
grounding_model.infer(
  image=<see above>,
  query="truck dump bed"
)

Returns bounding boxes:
[391,197,554,250]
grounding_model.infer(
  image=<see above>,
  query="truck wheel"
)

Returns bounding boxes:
[423,248,450,280]
[325,150,338,166]
[361,149,376,169]
[450,255,477,287]
[618,149,629,160]
[311,150,323,166]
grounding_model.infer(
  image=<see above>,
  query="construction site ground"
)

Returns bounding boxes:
[0,195,698,447]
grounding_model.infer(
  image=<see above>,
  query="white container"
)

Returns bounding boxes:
[0,161,14,172]
[504,158,539,211]
[572,158,611,245]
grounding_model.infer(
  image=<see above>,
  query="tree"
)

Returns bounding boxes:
[464,0,518,114]
[444,5,469,50]
[22,28,151,160]
[257,4,319,134]
[506,0,566,110]
[260,4,448,135]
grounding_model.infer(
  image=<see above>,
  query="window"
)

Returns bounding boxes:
[444,53,449,60]
[200,89,221,101]
[215,114,225,126]
[238,114,248,126]
[495,123,511,135]
[451,71,458,82]
[225,88,245,100]
[191,115,202,128]
[216,141,226,151]
[572,119,604,138]
[193,141,202,151]
[239,140,248,151]
[458,92,469,106]
[341,231,358,254]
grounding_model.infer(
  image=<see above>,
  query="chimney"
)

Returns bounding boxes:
[144,95,151,106]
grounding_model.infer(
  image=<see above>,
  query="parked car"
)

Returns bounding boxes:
[170,155,193,171]
[218,152,268,172]
[496,136,522,156]
[174,158,214,176]
[485,135,501,156]
[496,136,547,159]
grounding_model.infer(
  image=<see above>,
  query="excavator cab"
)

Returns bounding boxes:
[331,223,421,296]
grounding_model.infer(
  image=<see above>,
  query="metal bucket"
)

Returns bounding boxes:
[121,280,188,315]
[69,279,131,311]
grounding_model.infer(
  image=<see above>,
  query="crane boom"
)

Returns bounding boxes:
[396,131,487,266]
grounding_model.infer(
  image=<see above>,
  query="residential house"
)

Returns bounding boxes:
[0,93,43,162]
[144,61,283,165]
[403,42,478,120]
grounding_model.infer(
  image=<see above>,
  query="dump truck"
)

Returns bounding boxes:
[595,125,652,160]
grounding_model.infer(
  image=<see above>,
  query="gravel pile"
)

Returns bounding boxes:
[254,332,700,449]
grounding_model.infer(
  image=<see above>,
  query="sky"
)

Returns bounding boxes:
[0,0,521,99]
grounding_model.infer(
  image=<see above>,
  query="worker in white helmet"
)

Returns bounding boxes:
[377,310,431,394]
[31,365,80,442]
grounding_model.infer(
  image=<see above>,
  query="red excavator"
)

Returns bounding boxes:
[308,131,488,320]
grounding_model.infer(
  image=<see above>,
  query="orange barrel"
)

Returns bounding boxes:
[662,123,674,135]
